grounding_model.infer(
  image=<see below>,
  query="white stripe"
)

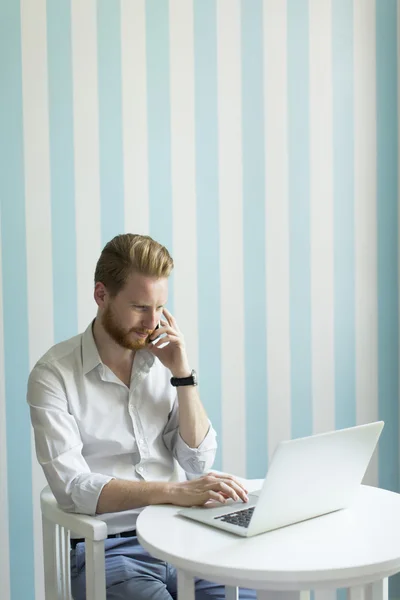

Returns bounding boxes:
[217,0,246,476]
[0,214,10,600]
[264,0,291,459]
[309,14,335,600]
[121,0,149,236]
[169,0,198,372]
[20,0,54,368]
[309,0,335,438]
[20,2,54,598]
[354,0,378,487]
[71,0,101,331]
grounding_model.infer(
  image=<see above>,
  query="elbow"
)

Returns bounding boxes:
[180,450,216,476]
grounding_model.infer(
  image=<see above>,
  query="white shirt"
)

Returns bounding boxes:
[27,322,217,533]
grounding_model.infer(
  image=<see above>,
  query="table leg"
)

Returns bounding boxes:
[177,569,195,600]
[349,587,365,600]
[349,580,388,600]
[225,586,239,599]
[257,591,311,600]
[367,579,388,600]
[315,591,336,600]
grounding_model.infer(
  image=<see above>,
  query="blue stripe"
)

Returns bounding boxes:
[146,0,174,312]
[332,6,356,599]
[0,1,35,598]
[241,0,268,478]
[332,0,356,432]
[97,0,125,246]
[332,5,355,599]
[47,0,78,342]
[376,0,399,495]
[376,3,400,595]
[287,0,312,440]
[194,0,222,471]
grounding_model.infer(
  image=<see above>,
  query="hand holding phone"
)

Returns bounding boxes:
[150,321,162,344]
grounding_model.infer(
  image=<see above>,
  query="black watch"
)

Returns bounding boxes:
[170,369,198,387]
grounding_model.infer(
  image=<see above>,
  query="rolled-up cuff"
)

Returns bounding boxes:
[70,473,114,515]
[174,425,217,475]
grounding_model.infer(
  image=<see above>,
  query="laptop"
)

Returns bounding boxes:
[178,421,384,537]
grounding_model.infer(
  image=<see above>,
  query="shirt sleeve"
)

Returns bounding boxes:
[162,397,218,475]
[27,364,113,515]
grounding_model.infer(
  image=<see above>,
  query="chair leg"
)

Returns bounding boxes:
[257,592,311,600]
[85,538,106,600]
[58,525,72,599]
[42,516,62,599]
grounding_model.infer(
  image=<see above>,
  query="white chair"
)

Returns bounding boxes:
[41,486,107,600]
[40,464,191,600]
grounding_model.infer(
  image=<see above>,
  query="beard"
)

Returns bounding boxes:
[101,304,154,350]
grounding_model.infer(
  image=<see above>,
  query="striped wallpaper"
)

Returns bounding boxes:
[0,1,399,599]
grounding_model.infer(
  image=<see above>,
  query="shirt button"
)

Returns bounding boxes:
[138,466,143,473]
[139,439,144,445]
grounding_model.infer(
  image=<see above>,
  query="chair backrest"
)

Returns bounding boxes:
[41,489,73,600]
[40,461,191,599]
[41,487,107,600]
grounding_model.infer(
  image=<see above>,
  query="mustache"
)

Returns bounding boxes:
[130,328,154,335]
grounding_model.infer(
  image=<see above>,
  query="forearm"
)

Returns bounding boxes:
[96,478,173,514]
[98,474,249,512]
[176,385,210,448]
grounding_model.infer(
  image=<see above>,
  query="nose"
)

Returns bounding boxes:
[141,311,159,331]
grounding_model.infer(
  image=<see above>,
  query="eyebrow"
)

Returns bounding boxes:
[130,303,165,307]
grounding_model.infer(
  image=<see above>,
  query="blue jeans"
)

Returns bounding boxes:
[71,535,256,599]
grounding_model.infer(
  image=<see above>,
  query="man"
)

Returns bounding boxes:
[28,233,256,599]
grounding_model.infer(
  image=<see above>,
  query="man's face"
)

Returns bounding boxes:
[100,272,168,351]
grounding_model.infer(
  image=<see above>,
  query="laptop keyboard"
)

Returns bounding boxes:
[214,506,255,528]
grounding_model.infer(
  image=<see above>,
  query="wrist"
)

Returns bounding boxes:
[164,481,183,505]
[171,366,191,378]
[148,481,174,505]
[152,481,182,505]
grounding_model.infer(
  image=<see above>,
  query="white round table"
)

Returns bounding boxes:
[136,481,400,600]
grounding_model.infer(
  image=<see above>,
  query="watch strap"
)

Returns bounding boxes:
[170,369,197,387]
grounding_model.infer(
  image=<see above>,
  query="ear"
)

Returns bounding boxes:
[94,282,108,308]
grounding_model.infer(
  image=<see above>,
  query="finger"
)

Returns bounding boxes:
[162,308,174,326]
[223,479,249,502]
[163,308,180,331]
[207,481,240,503]
[151,322,179,340]
[220,481,246,502]
[209,477,248,502]
[153,334,181,347]
[148,325,171,341]
[146,343,160,355]
[151,335,171,347]
[206,490,227,504]
[151,340,170,350]
[147,338,171,353]
[207,472,249,495]
[219,473,248,494]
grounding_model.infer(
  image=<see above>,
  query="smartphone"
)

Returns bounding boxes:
[151,321,162,344]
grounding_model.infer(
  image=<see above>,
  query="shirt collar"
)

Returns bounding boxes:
[81,321,156,376]
[136,348,156,371]
[82,322,102,375]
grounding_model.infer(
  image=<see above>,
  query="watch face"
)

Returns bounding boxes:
[192,370,198,384]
